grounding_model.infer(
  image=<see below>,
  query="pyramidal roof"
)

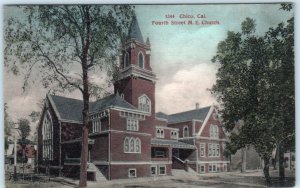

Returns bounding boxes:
[127,16,144,43]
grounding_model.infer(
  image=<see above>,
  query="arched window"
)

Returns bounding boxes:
[156,128,164,138]
[183,126,189,138]
[124,137,129,152]
[135,138,141,153]
[171,131,178,139]
[42,111,53,160]
[138,52,144,68]
[124,137,141,153]
[138,95,151,113]
[130,138,135,152]
[124,52,130,68]
[210,125,219,138]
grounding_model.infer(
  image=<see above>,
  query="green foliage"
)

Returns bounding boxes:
[18,118,31,139]
[241,17,256,35]
[211,8,294,164]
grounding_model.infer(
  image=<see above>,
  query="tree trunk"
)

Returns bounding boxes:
[263,157,271,185]
[79,43,90,187]
[79,80,89,188]
[241,148,246,173]
[278,143,285,182]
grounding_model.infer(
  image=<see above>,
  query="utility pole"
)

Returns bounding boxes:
[13,133,17,181]
[12,123,20,181]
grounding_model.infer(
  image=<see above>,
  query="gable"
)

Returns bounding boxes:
[197,106,226,139]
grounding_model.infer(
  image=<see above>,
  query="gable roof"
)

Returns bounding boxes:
[48,94,137,123]
[156,106,211,124]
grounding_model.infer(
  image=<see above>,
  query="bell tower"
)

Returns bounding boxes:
[114,16,156,116]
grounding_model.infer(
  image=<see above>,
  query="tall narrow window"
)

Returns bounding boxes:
[183,126,189,137]
[138,52,144,68]
[210,125,219,138]
[124,52,130,67]
[200,143,205,157]
[138,95,151,113]
[124,137,129,152]
[130,138,135,152]
[42,111,53,160]
[135,138,141,153]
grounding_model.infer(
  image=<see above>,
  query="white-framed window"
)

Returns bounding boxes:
[92,119,101,133]
[150,166,157,176]
[210,125,219,138]
[183,126,189,137]
[124,52,130,67]
[199,164,205,173]
[208,164,217,172]
[138,95,151,113]
[208,144,220,157]
[156,128,164,138]
[138,52,144,68]
[170,130,178,139]
[128,169,136,178]
[159,165,166,175]
[200,143,205,157]
[42,111,53,160]
[124,137,141,153]
[127,119,139,131]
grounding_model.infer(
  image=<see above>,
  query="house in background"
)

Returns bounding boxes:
[37,17,229,181]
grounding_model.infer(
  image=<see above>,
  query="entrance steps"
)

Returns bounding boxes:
[87,163,107,181]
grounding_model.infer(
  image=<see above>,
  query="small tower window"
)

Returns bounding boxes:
[138,94,151,113]
[124,52,130,68]
[138,52,144,68]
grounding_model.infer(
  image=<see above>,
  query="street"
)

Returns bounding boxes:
[5,169,295,188]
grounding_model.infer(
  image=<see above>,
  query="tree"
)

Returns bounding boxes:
[17,118,31,179]
[265,5,294,181]
[211,7,294,184]
[5,5,134,187]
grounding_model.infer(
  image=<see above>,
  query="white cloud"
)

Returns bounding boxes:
[156,63,218,114]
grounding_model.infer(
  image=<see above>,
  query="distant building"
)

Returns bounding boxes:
[6,140,37,166]
[37,17,229,181]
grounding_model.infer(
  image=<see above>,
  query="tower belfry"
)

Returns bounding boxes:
[114,16,156,115]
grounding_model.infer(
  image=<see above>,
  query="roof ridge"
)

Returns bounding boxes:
[169,105,211,116]
[49,94,83,102]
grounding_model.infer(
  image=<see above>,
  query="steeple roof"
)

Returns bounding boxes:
[127,16,144,43]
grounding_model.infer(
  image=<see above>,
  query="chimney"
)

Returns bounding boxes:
[196,103,199,109]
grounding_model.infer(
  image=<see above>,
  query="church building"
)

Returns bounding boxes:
[37,17,229,181]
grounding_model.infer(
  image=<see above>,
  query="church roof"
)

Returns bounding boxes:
[156,106,211,124]
[48,94,137,123]
[127,16,144,43]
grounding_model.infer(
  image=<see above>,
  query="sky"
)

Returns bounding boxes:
[3,4,294,130]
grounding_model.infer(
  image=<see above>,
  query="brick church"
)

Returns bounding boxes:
[37,17,229,180]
